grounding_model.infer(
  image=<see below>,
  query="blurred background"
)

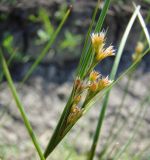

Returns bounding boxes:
[0,0,150,159]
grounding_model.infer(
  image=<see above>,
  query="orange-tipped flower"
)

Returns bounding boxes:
[96,45,115,61]
[91,32,106,53]
[89,70,100,81]
[98,76,113,91]
[89,82,98,92]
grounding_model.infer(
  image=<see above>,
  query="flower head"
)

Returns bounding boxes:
[135,42,144,54]
[74,95,81,104]
[91,32,106,53]
[89,82,98,92]
[89,70,100,81]
[96,45,115,62]
[67,105,82,124]
[132,42,144,62]
[98,76,113,91]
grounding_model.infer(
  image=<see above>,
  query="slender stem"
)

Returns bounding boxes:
[0,48,17,83]
[87,6,141,160]
[0,50,45,160]
[107,74,133,141]
[113,97,149,160]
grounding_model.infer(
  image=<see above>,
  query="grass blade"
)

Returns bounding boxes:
[0,49,45,160]
[22,8,71,83]
[76,0,100,75]
[88,6,141,160]
[113,96,150,160]
[136,7,150,47]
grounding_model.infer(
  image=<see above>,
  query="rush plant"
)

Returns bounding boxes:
[0,0,150,160]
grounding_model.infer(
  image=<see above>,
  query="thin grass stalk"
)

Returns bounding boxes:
[139,10,150,41]
[0,49,17,83]
[21,8,71,84]
[106,73,133,141]
[104,92,150,160]
[136,7,150,48]
[0,49,45,160]
[132,143,150,159]
[112,97,150,160]
[99,8,150,158]
[87,6,141,160]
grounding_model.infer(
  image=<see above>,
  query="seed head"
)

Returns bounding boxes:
[74,77,84,93]
[89,70,100,81]
[98,76,113,91]
[96,45,115,61]
[132,42,144,62]
[91,32,106,53]
[135,42,144,54]
[67,105,82,124]
[74,95,81,104]
[89,82,98,92]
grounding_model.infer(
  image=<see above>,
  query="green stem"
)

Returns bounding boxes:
[0,50,45,160]
[107,74,133,142]
[88,6,141,160]
[0,48,17,83]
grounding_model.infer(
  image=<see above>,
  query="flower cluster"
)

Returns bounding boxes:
[67,31,115,125]
[91,32,115,62]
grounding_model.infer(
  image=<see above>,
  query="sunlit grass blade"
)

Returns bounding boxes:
[136,6,150,47]
[22,8,71,84]
[87,5,141,160]
[78,0,111,78]
[0,49,45,160]
[100,7,150,158]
